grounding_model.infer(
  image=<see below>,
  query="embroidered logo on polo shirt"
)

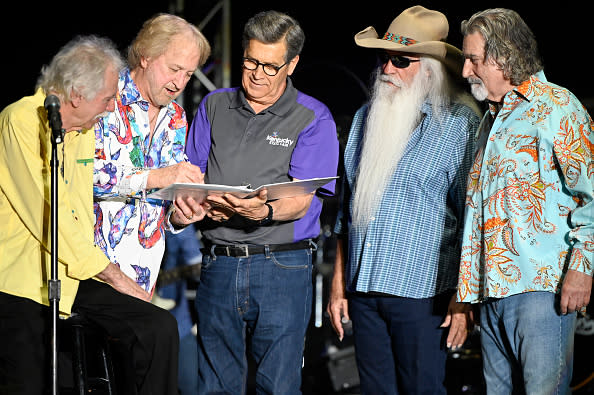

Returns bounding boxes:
[266,131,294,148]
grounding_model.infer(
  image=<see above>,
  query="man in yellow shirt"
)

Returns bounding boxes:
[0,35,179,394]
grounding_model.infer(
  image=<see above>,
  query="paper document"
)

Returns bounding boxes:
[147,176,339,202]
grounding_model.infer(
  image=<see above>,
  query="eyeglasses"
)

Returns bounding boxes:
[242,57,288,76]
[377,52,420,69]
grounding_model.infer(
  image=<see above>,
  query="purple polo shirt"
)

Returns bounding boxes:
[185,78,339,245]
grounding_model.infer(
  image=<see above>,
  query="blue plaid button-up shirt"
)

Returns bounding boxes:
[335,99,480,298]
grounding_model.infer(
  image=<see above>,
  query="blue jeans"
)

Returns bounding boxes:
[348,292,452,395]
[479,292,577,395]
[160,227,202,394]
[194,247,313,395]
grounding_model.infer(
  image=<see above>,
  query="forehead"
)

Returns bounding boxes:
[462,31,486,55]
[91,66,118,100]
[244,39,287,62]
[159,34,200,64]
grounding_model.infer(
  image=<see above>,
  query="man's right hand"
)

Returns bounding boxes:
[146,162,204,189]
[327,285,349,341]
[95,263,151,302]
[326,238,349,341]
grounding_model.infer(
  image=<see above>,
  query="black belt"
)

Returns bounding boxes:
[208,240,315,258]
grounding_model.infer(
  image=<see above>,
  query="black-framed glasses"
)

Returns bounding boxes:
[242,57,288,76]
[377,52,420,69]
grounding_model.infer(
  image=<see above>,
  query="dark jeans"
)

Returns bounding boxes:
[349,291,452,395]
[195,248,313,395]
[0,279,179,395]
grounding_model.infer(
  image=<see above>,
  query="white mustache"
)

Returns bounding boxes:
[379,74,403,88]
[467,77,483,85]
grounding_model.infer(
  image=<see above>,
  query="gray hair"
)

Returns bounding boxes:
[242,10,305,62]
[127,13,211,70]
[461,8,543,85]
[36,35,125,102]
[418,56,480,120]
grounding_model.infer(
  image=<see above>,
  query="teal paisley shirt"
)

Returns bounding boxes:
[458,71,594,303]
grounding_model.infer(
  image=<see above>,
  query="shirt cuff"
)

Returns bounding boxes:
[164,203,186,234]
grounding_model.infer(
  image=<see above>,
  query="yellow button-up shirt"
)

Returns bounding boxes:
[0,89,109,314]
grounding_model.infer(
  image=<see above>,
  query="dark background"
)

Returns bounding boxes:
[2,0,593,125]
[3,2,593,393]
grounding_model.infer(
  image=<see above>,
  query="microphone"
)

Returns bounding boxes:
[44,95,63,143]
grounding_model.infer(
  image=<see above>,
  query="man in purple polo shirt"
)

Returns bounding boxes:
[184,10,339,395]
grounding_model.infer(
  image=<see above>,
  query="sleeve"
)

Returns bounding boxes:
[0,108,109,280]
[333,105,367,237]
[93,113,150,198]
[333,174,350,237]
[554,102,594,275]
[288,107,339,196]
[185,97,212,172]
[448,106,481,244]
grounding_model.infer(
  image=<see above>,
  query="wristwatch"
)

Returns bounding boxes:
[259,202,273,225]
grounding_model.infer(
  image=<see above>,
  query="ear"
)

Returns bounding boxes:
[140,56,150,69]
[70,90,83,108]
[286,55,300,76]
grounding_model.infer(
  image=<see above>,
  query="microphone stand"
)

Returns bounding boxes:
[48,110,64,395]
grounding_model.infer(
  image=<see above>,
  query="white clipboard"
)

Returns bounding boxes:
[147,176,339,202]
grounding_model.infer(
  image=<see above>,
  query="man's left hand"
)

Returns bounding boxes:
[205,189,268,222]
[560,269,592,314]
[170,195,206,227]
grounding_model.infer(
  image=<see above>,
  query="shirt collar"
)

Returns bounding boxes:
[489,70,546,118]
[117,68,179,117]
[230,77,298,116]
[118,68,145,108]
[420,99,432,117]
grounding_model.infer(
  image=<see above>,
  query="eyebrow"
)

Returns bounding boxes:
[244,55,284,66]
[463,53,482,61]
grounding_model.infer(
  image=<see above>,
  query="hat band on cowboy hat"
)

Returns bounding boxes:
[354,5,463,72]
[382,33,417,46]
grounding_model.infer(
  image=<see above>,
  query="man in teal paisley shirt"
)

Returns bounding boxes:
[458,8,593,394]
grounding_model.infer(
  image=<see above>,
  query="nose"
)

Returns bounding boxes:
[250,64,268,78]
[382,60,397,74]
[461,59,473,79]
[173,71,191,90]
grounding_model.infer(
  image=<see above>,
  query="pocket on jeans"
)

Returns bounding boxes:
[270,249,311,269]
[201,254,214,270]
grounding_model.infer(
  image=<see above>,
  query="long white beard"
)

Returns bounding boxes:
[352,71,429,229]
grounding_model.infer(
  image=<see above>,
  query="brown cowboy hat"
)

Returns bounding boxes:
[354,5,462,72]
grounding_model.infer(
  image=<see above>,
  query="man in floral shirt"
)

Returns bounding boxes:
[458,8,593,394]
[93,14,210,294]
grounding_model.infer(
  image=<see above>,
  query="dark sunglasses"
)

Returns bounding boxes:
[377,52,420,69]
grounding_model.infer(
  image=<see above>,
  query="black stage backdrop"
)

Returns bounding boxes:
[2,1,592,394]
[2,0,593,117]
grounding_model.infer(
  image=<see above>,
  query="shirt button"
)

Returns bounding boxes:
[370,216,375,221]
[366,242,371,247]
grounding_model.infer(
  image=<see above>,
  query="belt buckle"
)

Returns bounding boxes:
[234,244,250,258]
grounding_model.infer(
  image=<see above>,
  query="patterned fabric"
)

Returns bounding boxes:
[382,33,417,46]
[93,68,188,293]
[335,99,480,298]
[458,71,594,303]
